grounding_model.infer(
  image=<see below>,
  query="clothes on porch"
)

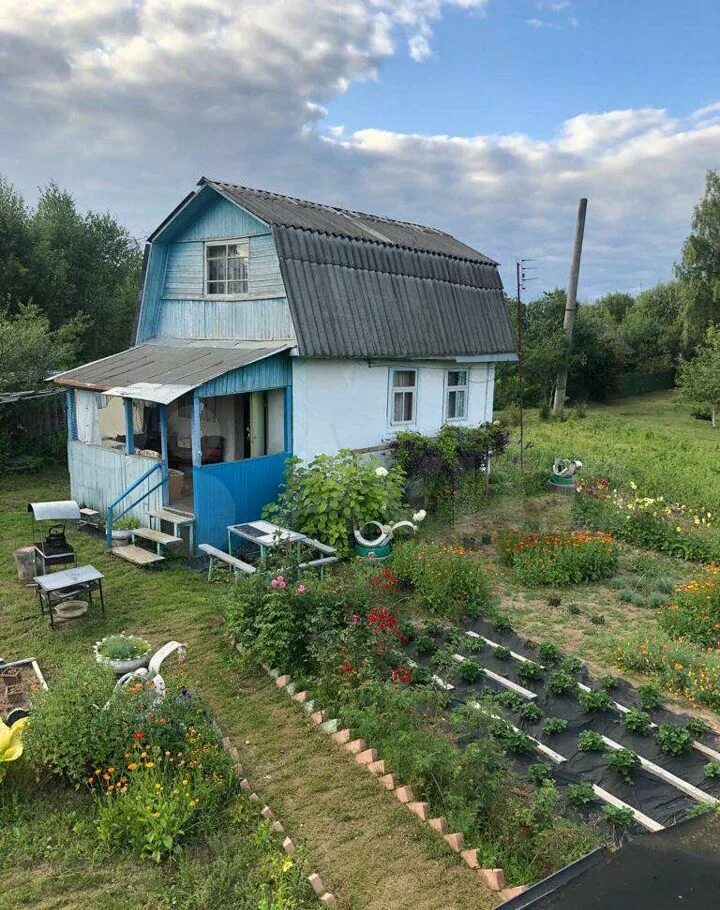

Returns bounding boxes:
[75,390,101,445]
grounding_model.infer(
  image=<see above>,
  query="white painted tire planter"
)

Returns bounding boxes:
[93,636,152,675]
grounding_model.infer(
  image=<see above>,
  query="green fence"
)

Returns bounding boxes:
[616,370,675,399]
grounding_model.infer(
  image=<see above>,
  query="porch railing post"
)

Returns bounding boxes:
[124,398,135,455]
[159,404,169,506]
[283,385,293,453]
[191,392,202,468]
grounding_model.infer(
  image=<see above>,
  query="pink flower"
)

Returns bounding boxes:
[278,580,286,589]
[271,575,286,589]
[351,614,361,624]
[297,584,306,594]
[270,578,279,588]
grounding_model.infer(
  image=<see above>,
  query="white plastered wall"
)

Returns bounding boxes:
[291,358,496,462]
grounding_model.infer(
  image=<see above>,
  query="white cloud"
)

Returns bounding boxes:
[0,0,718,300]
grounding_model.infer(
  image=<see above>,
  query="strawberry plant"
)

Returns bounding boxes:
[567,782,595,807]
[543,717,568,736]
[517,660,543,683]
[578,689,613,713]
[655,724,693,755]
[606,748,641,784]
[623,708,652,735]
[578,731,605,752]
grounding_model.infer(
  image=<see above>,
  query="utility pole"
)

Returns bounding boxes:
[552,198,588,416]
[515,259,537,481]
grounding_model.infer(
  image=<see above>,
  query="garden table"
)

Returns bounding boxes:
[227,520,306,560]
[33,564,105,629]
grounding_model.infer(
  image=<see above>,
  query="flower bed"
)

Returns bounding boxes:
[391,541,492,618]
[498,530,619,586]
[660,566,720,648]
[574,479,718,562]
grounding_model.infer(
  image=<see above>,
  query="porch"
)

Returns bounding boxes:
[57,341,294,555]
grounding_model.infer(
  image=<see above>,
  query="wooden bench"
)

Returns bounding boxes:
[303,537,337,556]
[199,543,257,581]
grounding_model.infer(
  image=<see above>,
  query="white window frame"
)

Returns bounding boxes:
[445,368,469,422]
[389,368,418,426]
[203,238,250,298]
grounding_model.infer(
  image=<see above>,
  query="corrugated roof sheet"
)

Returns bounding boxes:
[52,342,291,393]
[273,226,516,358]
[201,178,496,264]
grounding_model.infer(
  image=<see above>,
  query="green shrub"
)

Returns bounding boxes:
[654,724,693,756]
[519,702,543,724]
[704,761,720,779]
[431,649,456,674]
[578,689,613,713]
[543,717,568,736]
[606,748,641,784]
[547,670,578,696]
[465,635,485,653]
[392,541,492,619]
[496,691,526,712]
[623,709,652,735]
[598,675,617,692]
[498,530,619,586]
[496,726,534,755]
[516,661,543,683]
[494,616,513,634]
[567,782,596,807]
[494,646,511,661]
[415,634,437,656]
[608,577,627,590]
[648,593,670,609]
[562,657,583,675]
[686,717,709,738]
[537,643,563,664]
[264,450,405,555]
[619,590,634,604]
[601,805,635,831]
[578,731,605,752]
[529,762,552,785]
[638,684,662,710]
[458,658,484,683]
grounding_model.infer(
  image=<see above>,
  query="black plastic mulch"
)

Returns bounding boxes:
[406,617,720,829]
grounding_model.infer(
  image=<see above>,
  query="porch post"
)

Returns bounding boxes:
[65,390,77,440]
[159,404,169,505]
[124,398,135,455]
[283,385,293,453]
[191,392,202,468]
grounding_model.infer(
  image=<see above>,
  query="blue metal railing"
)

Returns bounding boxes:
[106,461,167,548]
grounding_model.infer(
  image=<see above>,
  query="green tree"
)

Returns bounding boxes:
[596,291,634,325]
[619,282,682,372]
[0,304,86,392]
[676,324,720,426]
[676,170,720,349]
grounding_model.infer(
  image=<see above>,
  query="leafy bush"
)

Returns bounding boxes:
[415,634,437,656]
[601,805,635,831]
[494,646,511,661]
[431,649,456,674]
[704,762,720,779]
[638,684,662,710]
[606,748,641,784]
[392,541,492,619]
[567,782,596,807]
[529,762,552,785]
[498,530,619,586]
[686,717,709,738]
[547,670,578,696]
[464,635,485,653]
[494,616,513,634]
[537,643,563,665]
[496,691,526,712]
[623,709,652,735]
[458,658,484,683]
[578,689,613,713]
[264,450,405,555]
[519,702,543,724]
[543,717,568,736]
[598,675,617,692]
[654,724,693,756]
[578,731,605,752]
[516,661,543,683]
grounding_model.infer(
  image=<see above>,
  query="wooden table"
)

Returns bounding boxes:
[227,520,306,560]
[33,564,105,629]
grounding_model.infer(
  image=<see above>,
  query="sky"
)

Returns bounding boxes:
[1,0,720,299]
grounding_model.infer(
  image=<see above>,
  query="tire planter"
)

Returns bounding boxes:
[355,541,392,561]
[93,637,152,675]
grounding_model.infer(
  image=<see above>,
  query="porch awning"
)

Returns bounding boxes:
[52,342,293,404]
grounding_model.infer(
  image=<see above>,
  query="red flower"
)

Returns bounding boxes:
[133,731,144,740]
[339,661,353,675]
[391,667,413,684]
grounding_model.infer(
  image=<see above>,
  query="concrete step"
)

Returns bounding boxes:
[111,544,165,566]
[132,527,182,546]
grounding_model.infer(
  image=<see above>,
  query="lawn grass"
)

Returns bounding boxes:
[0,467,496,910]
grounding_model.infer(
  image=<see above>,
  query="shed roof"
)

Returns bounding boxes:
[52,342,292,402]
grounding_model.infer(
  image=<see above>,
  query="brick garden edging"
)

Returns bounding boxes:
[220,724,338,906]
[262,660,529,905]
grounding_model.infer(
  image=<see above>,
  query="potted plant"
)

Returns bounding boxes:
[110,517,140,547]
[93,633,152,674]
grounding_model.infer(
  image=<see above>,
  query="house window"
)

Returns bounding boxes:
[205,239,249,295]
[390,369,417,425]
[446,369,469,421]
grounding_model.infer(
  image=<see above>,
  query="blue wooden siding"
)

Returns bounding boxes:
[193,453,289,549]
[65,390,77,440]
[197,353,292,398]
[136,187,294,343]
[67,441,164,523]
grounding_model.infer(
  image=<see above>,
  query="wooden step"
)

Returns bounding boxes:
[150,508,194,525]
[112,544,165,566]
[132,527,182,546]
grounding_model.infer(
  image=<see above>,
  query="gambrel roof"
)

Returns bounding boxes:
[148,178,518,361]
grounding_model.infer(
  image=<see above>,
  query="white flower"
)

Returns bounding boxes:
[375,466,389,478]
[413,510,427,522]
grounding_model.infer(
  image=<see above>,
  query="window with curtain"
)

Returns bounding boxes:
[205,239,249,295]
[390,369,417,425]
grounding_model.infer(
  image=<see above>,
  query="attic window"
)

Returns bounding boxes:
[205,239,249,295]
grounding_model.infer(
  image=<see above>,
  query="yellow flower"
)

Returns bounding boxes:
[145,761,155,769]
